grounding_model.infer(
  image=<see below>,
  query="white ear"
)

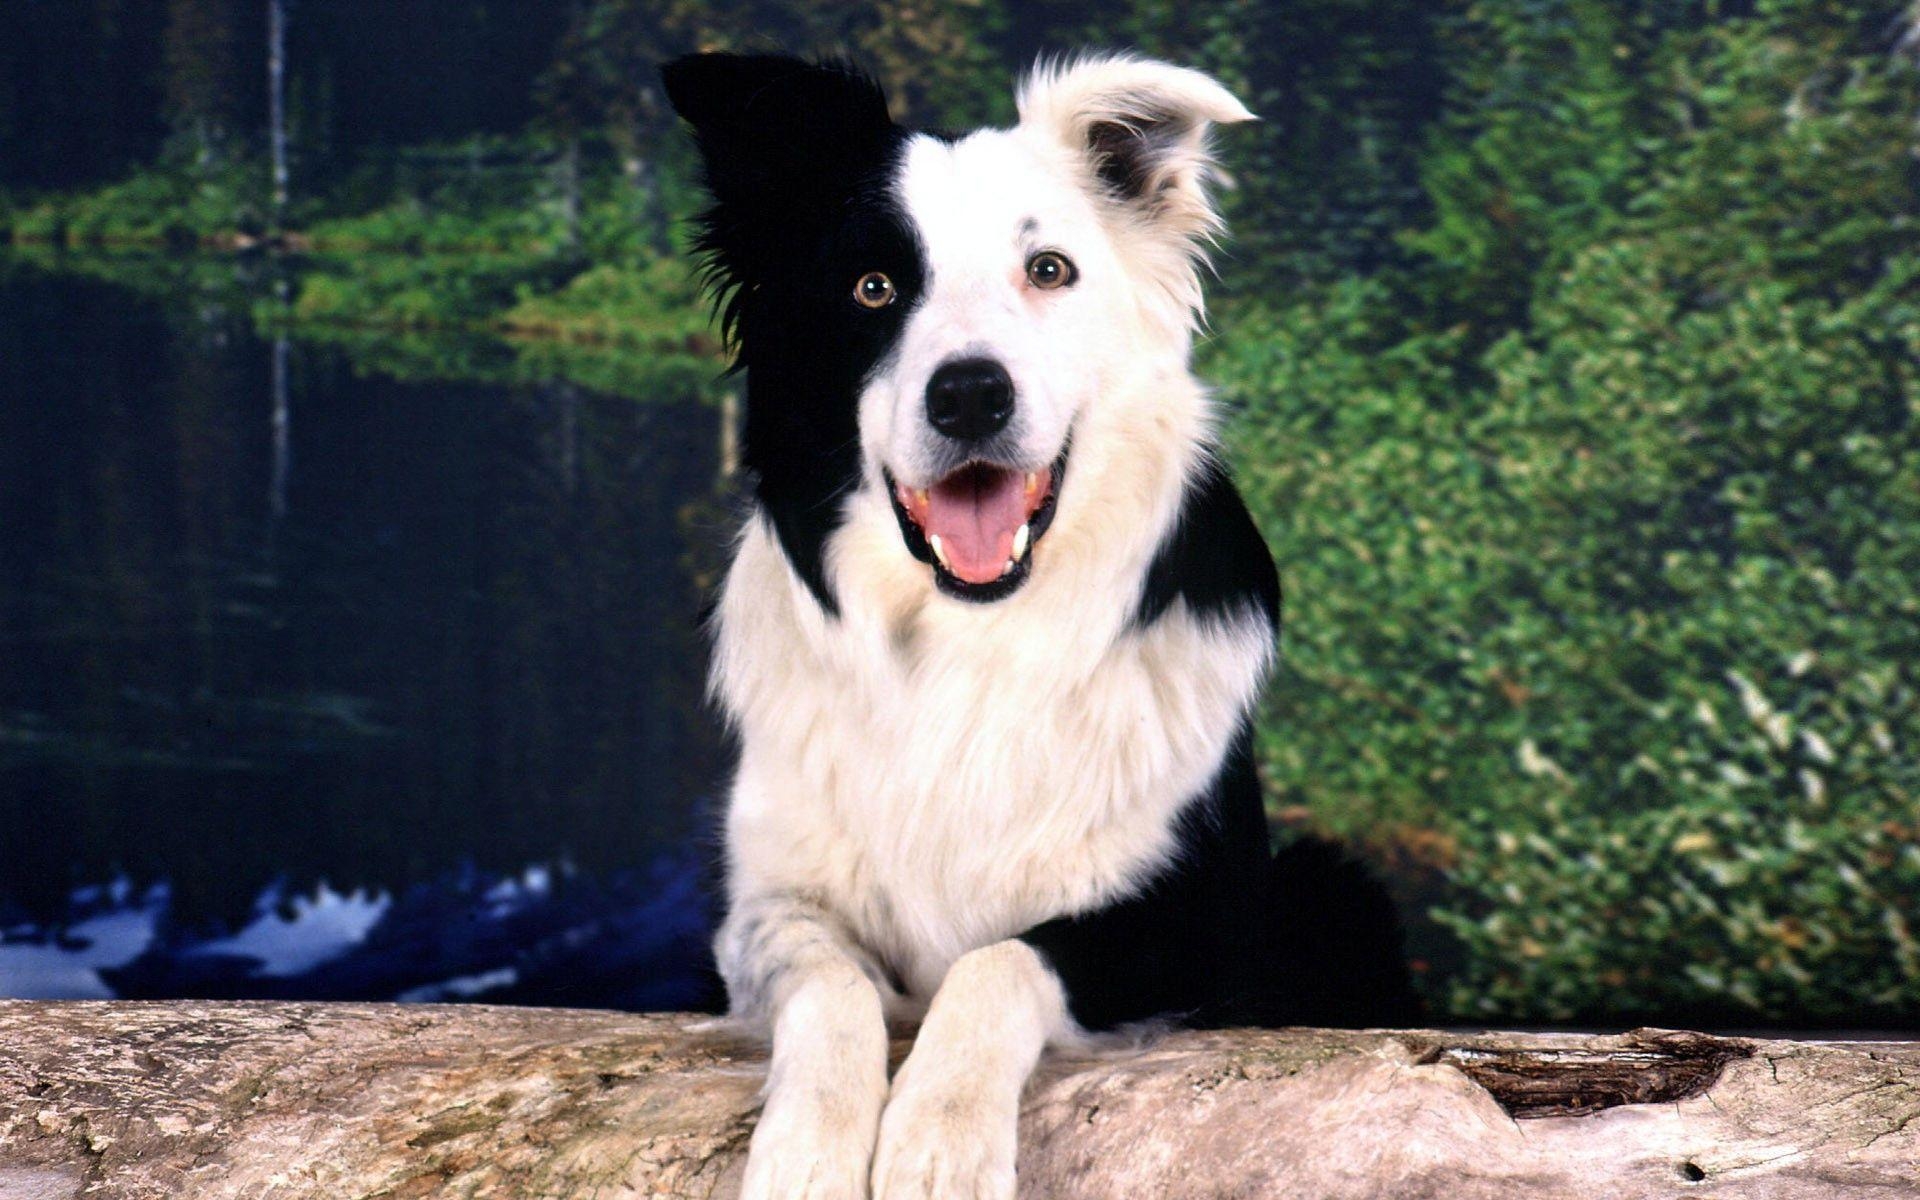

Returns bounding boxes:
[1016,55,1254,320]
[1018,56,1251,214]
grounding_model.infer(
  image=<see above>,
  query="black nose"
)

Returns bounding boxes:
[925,358,1014,442]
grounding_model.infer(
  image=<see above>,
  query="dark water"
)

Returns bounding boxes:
[0,263,730,1006]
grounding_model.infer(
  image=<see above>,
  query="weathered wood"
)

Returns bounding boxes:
[0,1002,1913,1198]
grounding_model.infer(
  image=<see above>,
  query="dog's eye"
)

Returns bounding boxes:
[854,271,896,309]
[1026,251,1077,291]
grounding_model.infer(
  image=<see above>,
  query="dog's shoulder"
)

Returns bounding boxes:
[1134,454,1280,636]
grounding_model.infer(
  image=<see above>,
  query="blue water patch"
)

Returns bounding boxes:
[0,854,719,1010]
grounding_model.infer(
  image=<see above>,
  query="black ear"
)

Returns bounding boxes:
[660,52,894,196]
[660,54,898,327]
[661,54,885,130]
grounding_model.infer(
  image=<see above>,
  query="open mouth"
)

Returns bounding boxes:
[886,446,1068,602]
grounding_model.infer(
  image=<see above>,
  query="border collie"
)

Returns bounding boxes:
[664,52,1410,1199]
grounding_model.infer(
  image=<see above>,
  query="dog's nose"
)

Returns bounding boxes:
[925,358,1014,442]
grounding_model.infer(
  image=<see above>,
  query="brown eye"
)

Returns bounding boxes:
[854,271,896,309]
[1026,251,1076,290]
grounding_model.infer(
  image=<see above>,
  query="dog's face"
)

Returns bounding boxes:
[663,55,1250,607]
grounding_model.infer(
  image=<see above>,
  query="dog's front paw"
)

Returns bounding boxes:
[870,1069,1017,1200]
[740,1083,880,1200]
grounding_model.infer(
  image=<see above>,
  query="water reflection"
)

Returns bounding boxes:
[0,263,731,1004]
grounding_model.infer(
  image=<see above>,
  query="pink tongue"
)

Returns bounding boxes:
[926,467,1027,585]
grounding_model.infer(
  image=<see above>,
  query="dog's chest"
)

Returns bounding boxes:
[715,525,1268,995]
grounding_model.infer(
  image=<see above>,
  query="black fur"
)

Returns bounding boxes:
[1019,734,1417,1032]
[1019,724,1273,1031]
[1134,454,1282,634]
[662,54,924,616]
[1262,837,1420,1027]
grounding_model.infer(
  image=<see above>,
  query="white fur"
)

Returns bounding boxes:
[867,56,1254,493]
[711,55,1262,1199]
[715,508,1271,1006]
[1015,54,1254,330]
[739,943,890,1200]
[868,129,1098,490]
[871,941,1066,1200]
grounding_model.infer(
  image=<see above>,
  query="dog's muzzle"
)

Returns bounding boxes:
[885,440,1069,604]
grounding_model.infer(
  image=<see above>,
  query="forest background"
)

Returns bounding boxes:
[4,0,1918,1026]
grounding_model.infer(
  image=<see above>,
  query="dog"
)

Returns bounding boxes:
[664,51,1412,1199]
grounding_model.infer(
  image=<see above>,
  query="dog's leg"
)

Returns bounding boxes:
[724,897,892,1200]
[870,939,1069,1200]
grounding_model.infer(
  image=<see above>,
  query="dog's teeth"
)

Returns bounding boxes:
[915,489,929,506]
[929,534,951,571]
[1025,472,1039,495]
[1012,523,1031,562]
[1002,559,1015,577]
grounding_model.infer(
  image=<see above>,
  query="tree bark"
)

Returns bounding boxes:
[0,1002,1913,1198]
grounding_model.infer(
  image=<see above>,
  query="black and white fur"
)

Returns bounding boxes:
[665,52,1409,1199]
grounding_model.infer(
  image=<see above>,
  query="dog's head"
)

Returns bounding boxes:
[663,54,1250,609]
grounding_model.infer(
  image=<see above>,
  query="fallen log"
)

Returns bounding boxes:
[0,1001,1913,1198]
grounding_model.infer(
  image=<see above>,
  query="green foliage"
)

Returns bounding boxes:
[305,199,547,256]
[502,259,712,350]
[1432,251,1920,1022]
[1441,793,1920,1021]
[281,132,707,339]
[1406,0,1919,340]
[1217,0,1920,1022]
[1401,1,1661,334]
[287,254,541,328]
[8,160,270,247]
[1,244,720,403]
